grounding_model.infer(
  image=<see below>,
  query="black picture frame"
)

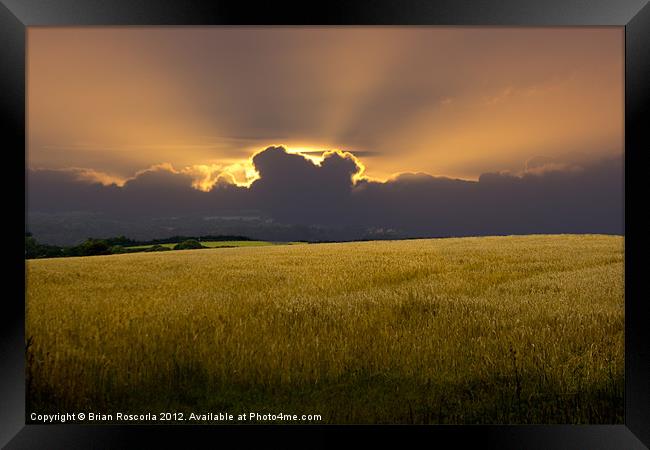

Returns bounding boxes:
[2,0,648,448]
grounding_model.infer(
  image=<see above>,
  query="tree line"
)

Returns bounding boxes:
[24,233,253,259]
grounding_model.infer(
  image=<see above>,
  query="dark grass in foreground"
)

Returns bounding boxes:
[25,234,624,424]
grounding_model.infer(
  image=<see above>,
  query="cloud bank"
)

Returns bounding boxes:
[28,28,623,181]
[27,146,623,244]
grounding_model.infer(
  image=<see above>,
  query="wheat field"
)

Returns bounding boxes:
[25,234,624,424]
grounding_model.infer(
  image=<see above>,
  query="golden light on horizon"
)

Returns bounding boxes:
[27,27,623,190]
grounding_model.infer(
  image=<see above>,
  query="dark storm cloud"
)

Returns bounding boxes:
[27,146,623,243]
[248,147,362,224]
[350,157,623,236]
[26,168,121,213]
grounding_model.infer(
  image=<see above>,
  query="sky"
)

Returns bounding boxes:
[26,27,624,244]
[28,27,623,186]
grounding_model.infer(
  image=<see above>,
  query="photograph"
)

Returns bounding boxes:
[24,26,624,425]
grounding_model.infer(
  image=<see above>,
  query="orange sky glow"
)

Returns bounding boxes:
[28,27,623,191]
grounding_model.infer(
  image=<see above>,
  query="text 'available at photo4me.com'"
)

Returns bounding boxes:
[30,411,323,424]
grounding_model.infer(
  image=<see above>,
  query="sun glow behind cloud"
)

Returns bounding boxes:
[27,27,623,185]
[127,146,368,192]
[65,145,368,192]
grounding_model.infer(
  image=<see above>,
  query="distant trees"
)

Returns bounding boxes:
[103,235,138,247]
[76,239,112,256]
[144,244,172,252]
[26,235,112,259]
[173,240,205,250]
[145,235,252,245]
[25,234,38,258]
[25,234,65,259]
[24,233,252,259]
[110,245,127,254]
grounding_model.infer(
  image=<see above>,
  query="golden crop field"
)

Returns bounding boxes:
[25,234,624,424]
